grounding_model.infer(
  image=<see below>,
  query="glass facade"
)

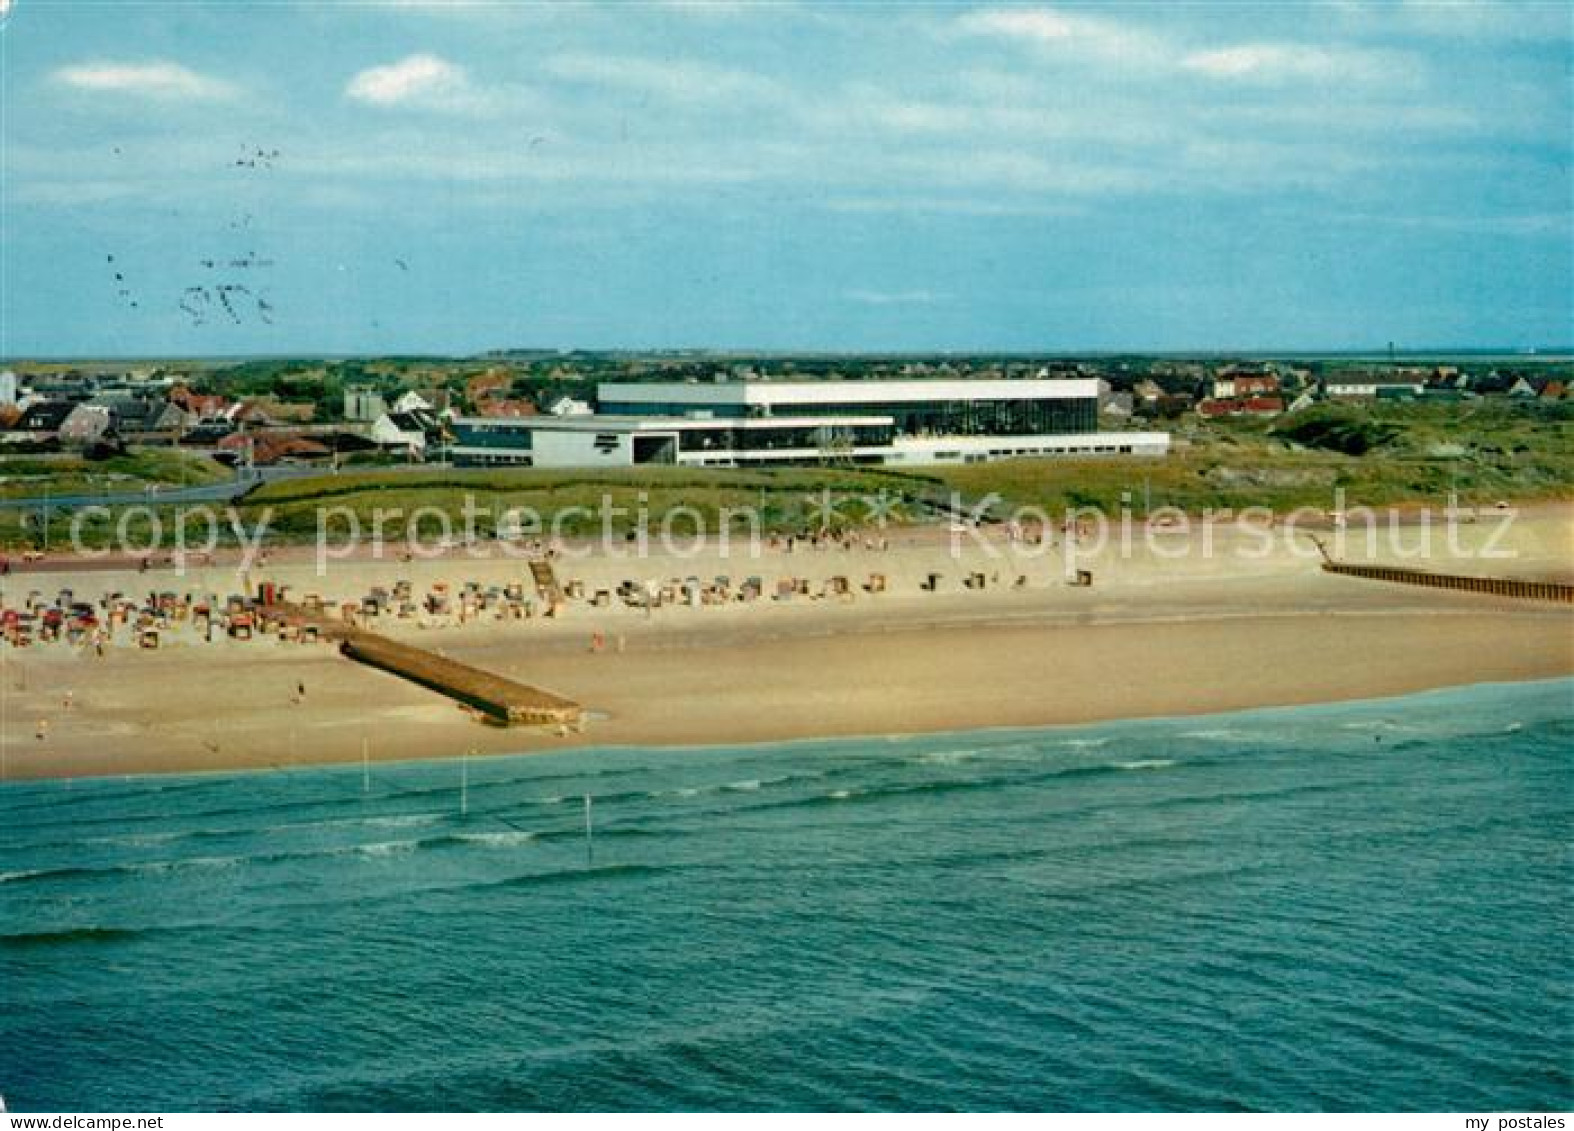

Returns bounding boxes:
[599,401,750,419]
[451,421,534,450]
[678,423,893,454]
[600,397,1097,436]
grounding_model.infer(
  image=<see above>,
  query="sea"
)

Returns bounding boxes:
[3,679,1571,1112]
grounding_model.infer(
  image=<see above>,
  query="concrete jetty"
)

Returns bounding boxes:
[338,633,582,726]
[266,597,583,727]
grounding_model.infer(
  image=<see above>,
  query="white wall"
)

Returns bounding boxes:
[530,428,635,468]
[599,378,1102,409]
[676,431,1171,467]
[884,432,1170,464]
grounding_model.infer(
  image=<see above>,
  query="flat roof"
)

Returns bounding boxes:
[597,378,1100,406]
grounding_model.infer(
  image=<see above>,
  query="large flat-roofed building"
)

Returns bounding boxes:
[450,378,1169,469]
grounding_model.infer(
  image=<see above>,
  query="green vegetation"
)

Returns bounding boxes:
[1272,414,1405,456]
[1,399,1567,549]
[0,449,228,500]
[238,466,943,539]
[939,401,1573,515]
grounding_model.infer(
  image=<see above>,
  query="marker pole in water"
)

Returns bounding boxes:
[460,751,470,818]
[361,738,370,794]
[584,794,594,866]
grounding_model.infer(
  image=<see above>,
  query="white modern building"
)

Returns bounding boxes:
[451,378,1169,469]
[1323,374,1426,399]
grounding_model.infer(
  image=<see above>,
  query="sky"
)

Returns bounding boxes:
[0,0,1570,357]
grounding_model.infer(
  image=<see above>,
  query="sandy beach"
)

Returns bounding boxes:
[3,503,1570,781]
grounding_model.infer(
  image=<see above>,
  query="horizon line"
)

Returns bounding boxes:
[3,346,1572,366]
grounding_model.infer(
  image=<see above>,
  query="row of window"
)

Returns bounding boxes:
[600,397,1099,436]
[679,424,892,453]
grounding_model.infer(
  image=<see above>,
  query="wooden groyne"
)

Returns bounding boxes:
[339,633,582,726]
[1321,561,1574,604]
[264,596,583,727]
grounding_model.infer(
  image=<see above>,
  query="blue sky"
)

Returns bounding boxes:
[1,0,1569,356]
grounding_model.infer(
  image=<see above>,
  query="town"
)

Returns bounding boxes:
[0,352,1566,472]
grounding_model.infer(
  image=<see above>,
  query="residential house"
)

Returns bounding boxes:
[58,404,117,449]
[344,385,390,422]
[91,395,189,443]
[225,400,277,428]
[14,401,75,437]
[478,398,541,419]
[1213,373,1280,399]
[169,387,233,421]
[216,432,332,467]
[369,411,431,457]
[546,395,592,417]
[392,390,433,414]
[1197,396,1284,418]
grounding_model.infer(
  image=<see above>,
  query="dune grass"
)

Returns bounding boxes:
[3,400,1568,548]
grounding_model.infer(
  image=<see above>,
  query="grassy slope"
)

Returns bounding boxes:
[4,401,1568,547]
[937,401,1573,515]
[238,466,943,537]
[0,449,229,499]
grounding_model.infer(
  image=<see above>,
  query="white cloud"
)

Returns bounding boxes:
[52,61,237,100]
[542,52,782,105]
[1181,43,1407,85]
[956,6,1420,89]
[954,6,1164,65]
[346,53,477,109]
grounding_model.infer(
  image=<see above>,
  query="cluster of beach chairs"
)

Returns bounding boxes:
[0,585,333,651]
